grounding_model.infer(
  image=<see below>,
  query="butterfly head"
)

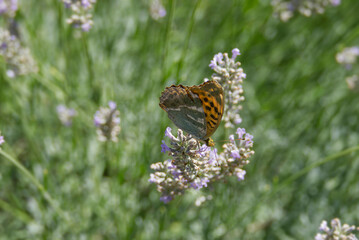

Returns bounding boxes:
[204,138,215,147]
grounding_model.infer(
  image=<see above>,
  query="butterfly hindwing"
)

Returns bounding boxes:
[190,81,224,139]
[159,85,207,139]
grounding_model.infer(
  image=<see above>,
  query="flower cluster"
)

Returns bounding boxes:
[61,0,96,32]
[315,218,359,240]
[94,101,121,142]
[271,0,341,22]
[0,0,18,18]
[149,0,166,20]
[336,46,359,92]
[209,48,246,128]
[56,105,77,126]
[149,127,254,203]
[0,28,38,78]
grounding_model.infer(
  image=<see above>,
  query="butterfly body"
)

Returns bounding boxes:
[159,81,224,146]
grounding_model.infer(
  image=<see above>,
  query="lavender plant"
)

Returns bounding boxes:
[0,28,38,78]
[315,218,359,240]
[150,49,255,203]
[272,0,341,22]
[94,101,121,142]
[61,0,96,31]
[56,105,77,126]
[150,127,254,203]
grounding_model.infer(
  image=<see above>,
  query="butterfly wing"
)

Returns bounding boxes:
[159,84,207,139]
[189,81,224,139]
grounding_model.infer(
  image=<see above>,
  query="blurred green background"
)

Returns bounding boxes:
[1,0,359,239]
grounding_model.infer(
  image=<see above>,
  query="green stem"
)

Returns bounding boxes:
[0,198,33,223]
[81,33,96,102]
[161,0,176,84]
[175,0,201,84]
[0,149,69,222]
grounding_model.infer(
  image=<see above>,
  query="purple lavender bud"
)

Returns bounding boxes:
[230,150,241,159]
[208,148,218,165]
[108,101,117,110]
[160,195,173,204]
[331,0,341,6]
[161,140,170,153]
[81,22,92,32]
[231,48,240,60]
[164,127,175,140]
[236,128,246,139]
[236,170,246,181]
[81,0,91,8]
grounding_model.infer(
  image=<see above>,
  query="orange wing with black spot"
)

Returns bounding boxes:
[189,81,224,139]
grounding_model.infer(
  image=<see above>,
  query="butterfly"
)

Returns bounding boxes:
[159,80,224,146]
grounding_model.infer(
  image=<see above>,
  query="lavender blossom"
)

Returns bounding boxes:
[315,218,359,240]
[61,0,96,31]
[0,0,17,18]
[209,48,246,128]
[336,47,359,70]
[150,0,166,20]
[271,0,341,22]
[0,28,38,78]
[149,127,254,203]
[94,101,121,142]
[56,105,77,126]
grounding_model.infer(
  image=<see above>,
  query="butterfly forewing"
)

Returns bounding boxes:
[159,85,207,139]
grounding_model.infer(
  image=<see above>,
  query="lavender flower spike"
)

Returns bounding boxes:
[315,218,359,240]
[57,105,77,126]
[272,0,341,22]
[0,28,38,78]
[94,101,121,142]
[61,0,96,31]
[210,48,246,128]
[150,127,254,203]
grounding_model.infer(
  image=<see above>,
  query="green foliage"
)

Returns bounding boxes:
[0,0,359,239]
